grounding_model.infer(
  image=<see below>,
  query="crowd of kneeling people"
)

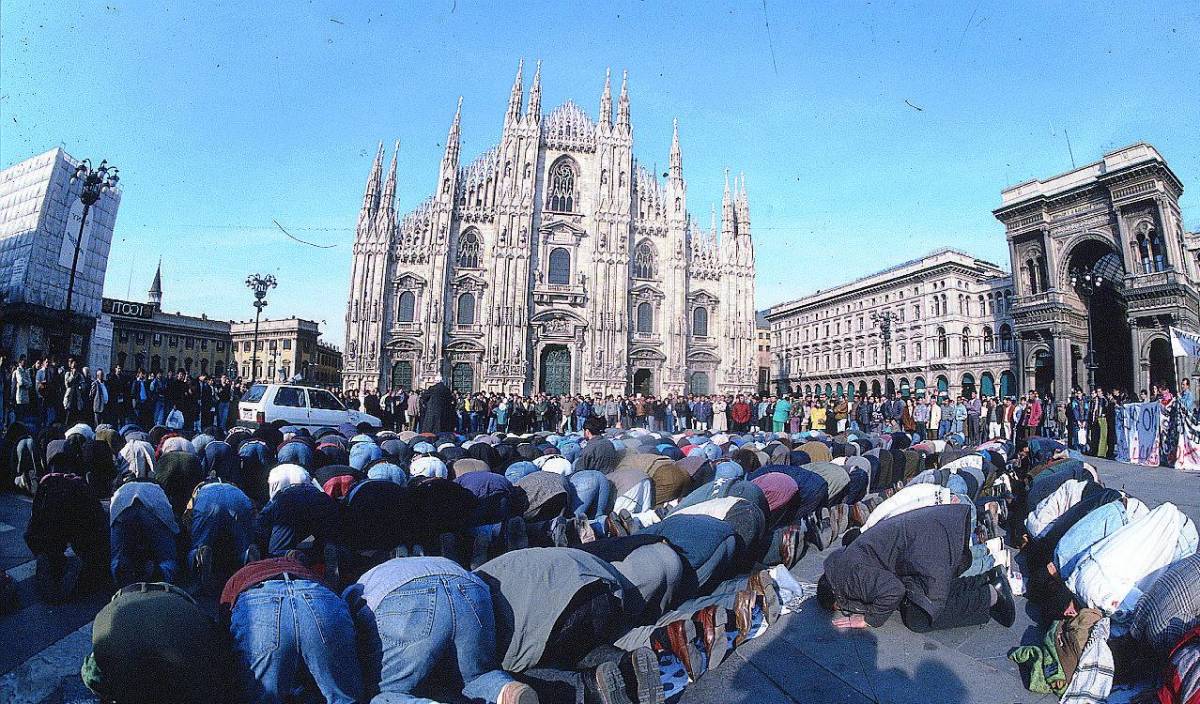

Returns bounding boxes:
[2,409,1199,703]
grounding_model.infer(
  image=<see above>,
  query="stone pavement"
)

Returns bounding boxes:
[1,456,1195,704]
[681,456,1200,704]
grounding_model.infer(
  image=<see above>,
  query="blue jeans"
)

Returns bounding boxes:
[110,503,178,587]
[154,399,166,426]
[189,483,255,567]
[218,401,231,429]
[230,578,362,704]
[350,573,514,703]
[569,470,612,519]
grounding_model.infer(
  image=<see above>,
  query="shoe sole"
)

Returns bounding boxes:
[498,681,540,704]
[630,647,665,704]
[594,662,634,704]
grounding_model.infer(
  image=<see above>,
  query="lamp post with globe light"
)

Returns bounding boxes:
[64,159,119,354]
[245,274,277,382]
[1070,266,1106,391]
[872,309,898,396]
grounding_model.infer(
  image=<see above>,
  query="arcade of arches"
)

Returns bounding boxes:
[782,369,1016,400]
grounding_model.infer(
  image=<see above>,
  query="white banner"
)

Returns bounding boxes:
[1170,326,1200,358]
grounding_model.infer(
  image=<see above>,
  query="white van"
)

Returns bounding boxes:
[238,384,381,429]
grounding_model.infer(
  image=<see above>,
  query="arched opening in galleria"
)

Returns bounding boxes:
[1066,240,1132,392]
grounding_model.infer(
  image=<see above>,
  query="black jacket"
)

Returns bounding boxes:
[418,382,456,433]
[823,503,972,627]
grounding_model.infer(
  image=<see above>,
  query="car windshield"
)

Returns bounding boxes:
[308,389,345,411]
[241,385,267,403]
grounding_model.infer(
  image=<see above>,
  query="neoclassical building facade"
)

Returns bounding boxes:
[764,249,1018,400]
[995,142,1198,397]
[343,63,758,397]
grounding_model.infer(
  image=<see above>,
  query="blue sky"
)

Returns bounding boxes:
[3,1,1198,345]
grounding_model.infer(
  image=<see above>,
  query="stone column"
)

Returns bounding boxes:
[1130,319,1144,394]
[1053,334,1073,400]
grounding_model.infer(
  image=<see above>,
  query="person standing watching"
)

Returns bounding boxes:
[90,369,109,427]
[131,369,152,429]
[11,356,33,426]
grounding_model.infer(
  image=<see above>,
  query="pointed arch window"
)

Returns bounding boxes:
[548,248,571,285]
[961,326,971,356]
[546,157,578,212]
[457,230,481,268]
[633,241,655,279]
[693,307,709,337]
[457,292,476,326]
[936,327,948,357]
[636,302,653,333]
[398,291,416,323]
[982,325,994,352]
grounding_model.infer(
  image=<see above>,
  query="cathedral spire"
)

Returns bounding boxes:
[526,60,542,120]
[375,140,399,234]
[669,118,682,178]
[721,168,735,238]
[380,141,399,212]
[358,141,385,229]
[599,68,612,127]
[616,70,630,130]
[444,97,462,167]
[736,172,751,236]
[506,59,524,126]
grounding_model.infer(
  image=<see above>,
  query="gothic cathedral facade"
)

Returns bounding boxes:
[343,63,757,397]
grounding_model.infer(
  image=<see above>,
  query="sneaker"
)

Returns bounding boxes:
[576,517,598,544]
[592,661,635,704]
[622,646,665,704]
[497,680,540,704]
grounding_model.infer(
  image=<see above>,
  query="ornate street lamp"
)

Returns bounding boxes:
[1069,266,1106,391]
[872,309,898,395]
[245,273,277,382]
[64,159,119,354]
